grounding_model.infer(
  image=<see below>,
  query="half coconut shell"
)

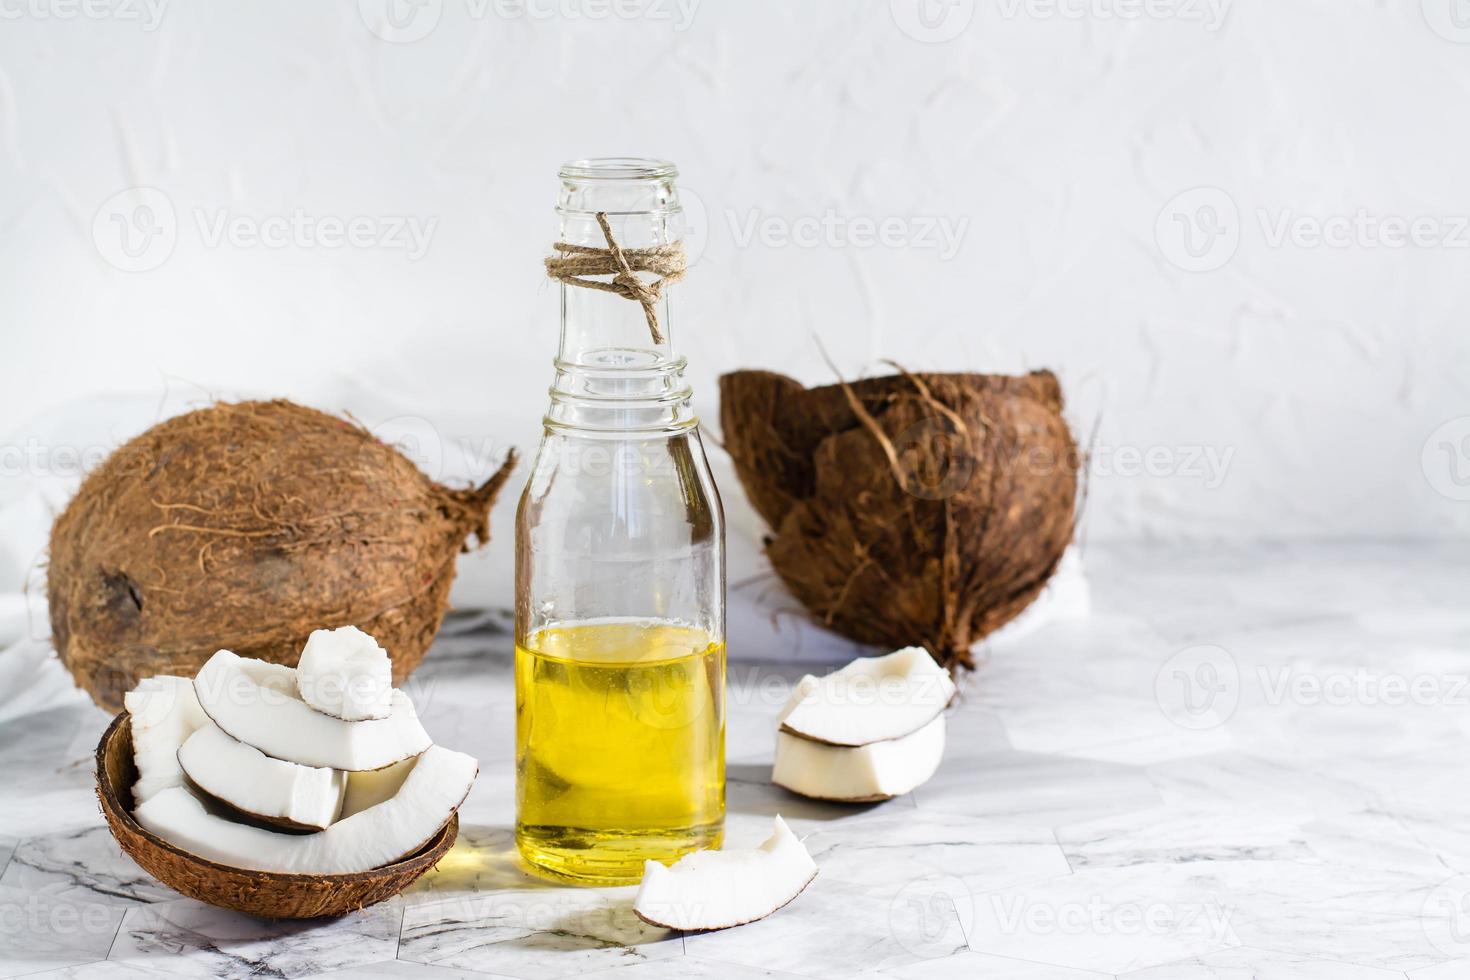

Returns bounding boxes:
[96,713,455,919]
[720,369,1078,670]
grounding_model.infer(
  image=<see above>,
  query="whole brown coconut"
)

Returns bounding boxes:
[49,400,517,712]
[719,369,1077,670]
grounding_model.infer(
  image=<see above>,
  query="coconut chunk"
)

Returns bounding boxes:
[296,626,394,721]
[341,757,417,818]
[773,713,945,801]
[177,722,348,832]
[124,675,208,806]
[779,646,956,746]
[134,745,477,875]
[633,816,817,931]
[194,649,431,771]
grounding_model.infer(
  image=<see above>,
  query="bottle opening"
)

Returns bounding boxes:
[559,158,678,182]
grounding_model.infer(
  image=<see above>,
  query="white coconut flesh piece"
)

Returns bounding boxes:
[193,649,431,771]
[773,713,945,802]
[779,646,956,747]
[341,757,417,818]
[177,722,348,832]
[124,675,208,806]
[633,816,818,932]
[296,625,394,721]
[134,745,478,875]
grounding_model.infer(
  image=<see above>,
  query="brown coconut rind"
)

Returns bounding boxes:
[96,713,456,919]
[50,400,517,713]
[720,370,1078,670]
[770,777,894,804]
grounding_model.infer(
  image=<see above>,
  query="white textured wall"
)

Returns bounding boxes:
[3,0,1469,557]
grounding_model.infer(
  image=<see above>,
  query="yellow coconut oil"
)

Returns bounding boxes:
[514,619,725,883]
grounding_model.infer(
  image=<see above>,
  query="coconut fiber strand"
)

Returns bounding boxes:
[50,400,516,712]
[719,369,1077,670]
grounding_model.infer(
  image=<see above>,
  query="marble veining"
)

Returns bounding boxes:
[2,544,1470,978]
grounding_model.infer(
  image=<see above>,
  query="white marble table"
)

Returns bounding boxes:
[3,542,1469,979]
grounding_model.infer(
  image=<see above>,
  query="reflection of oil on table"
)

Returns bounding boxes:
[2,543,1467,977]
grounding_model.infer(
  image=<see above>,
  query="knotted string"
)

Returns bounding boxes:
[544,212,686,344]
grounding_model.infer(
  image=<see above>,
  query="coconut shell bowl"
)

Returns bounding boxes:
[95,713,458,919]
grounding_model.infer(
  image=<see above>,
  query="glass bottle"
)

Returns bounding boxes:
[514,158,725,885]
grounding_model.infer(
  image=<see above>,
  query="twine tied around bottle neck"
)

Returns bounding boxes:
[544,211,686,345]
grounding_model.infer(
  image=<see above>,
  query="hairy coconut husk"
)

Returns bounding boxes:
[720,369,1077,670]
[49,400,517,712]
[96,713,456,918]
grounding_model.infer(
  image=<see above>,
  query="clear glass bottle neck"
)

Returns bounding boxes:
[548,161,694,436]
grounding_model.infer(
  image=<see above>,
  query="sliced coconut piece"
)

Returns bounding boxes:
[124,675,208,806]
[296,626,394,721]
[633,816,817,931]
[134,745,477,874]
[193,649,431,771]
[177,722,348,832]
[341,757,417,818]
[773,713,945,802]
[779,646,956,746]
